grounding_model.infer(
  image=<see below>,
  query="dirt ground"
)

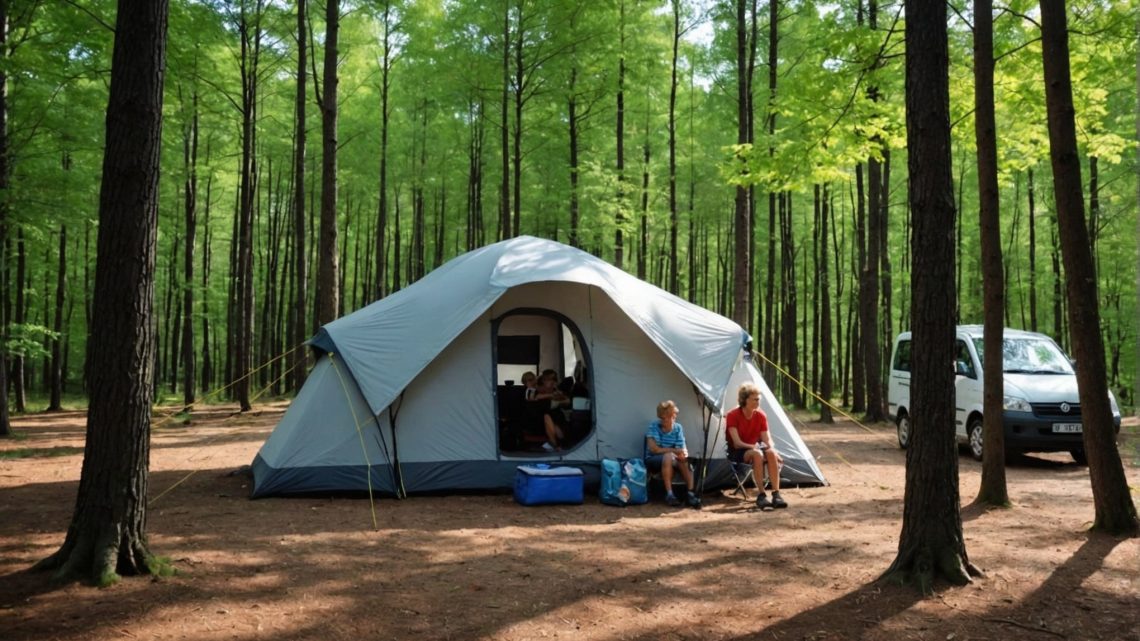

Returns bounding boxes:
[1,404,1137,641]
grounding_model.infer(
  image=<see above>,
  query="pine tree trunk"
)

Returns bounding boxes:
[48,226,65,411]
[1039,0,1138,535]
[731,0,750,329]
[1027,168,1038,332]
[0,0,9,437]
[972,0,1008,506]
[883,0,977,590]
[819,183,833,423]
[316,0,340,326]
[291,0,308,393]
[181,91,198,411]
[500,2,511,242]
[36,0,169,585]
[667,0,680,293]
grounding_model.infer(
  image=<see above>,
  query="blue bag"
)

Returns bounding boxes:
[599,458,648,506]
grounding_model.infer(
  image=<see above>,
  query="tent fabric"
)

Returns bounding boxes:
[252,236,826,497]
[312,236,746,416]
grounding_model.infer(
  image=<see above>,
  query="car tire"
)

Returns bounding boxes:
[967,416,984,461]
[896,414,910,450]
[1070,448,1087,465]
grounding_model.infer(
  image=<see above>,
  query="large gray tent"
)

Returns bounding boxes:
[251,236,826,497]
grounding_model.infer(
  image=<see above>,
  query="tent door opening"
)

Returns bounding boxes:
[493,309,593,455]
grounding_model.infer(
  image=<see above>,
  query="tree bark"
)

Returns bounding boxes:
[667,0,679,293]
[1039,0,1139,535]
[181,88,199,411]
[0,0,10,437]
[48,225,65,411]
[292,0,308,393]
[35,0,169,585]
[500,1,511,241]
[972,0,1008,506]
[819,183,833,423]
[614,0,625,268]
[316,0,340,326]
[731,0,750,329]
[1027,167,1038,332]
[883,0,977,591]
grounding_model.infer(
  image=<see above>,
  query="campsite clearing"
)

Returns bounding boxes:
[1,405,1137,641]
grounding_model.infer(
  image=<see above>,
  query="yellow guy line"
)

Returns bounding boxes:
[328,353,380,531]
[148,355,298,506]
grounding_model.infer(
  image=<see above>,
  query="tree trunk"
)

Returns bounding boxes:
[819,183,833,423]
[1027,167,1038,332]
[48,226,65,411]
[35,0,169,585]
[13,227,24,412]
[666,0,680,294]
[500,1,511,241]
[731,0,750,329]
[861,0,884,423]
[234,2,262,412]
[972,0,1008,506]
[568,68,580,247]
[614,0,625,268]
[1039,0,1138,535]
[291,0,308,393]
[316,0,340,326]
[200,176,213,393]
[0,0,9,436]
[181,89,199,411]
[883,0,977,591]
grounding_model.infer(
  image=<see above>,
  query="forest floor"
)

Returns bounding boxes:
[1,403,1137,641]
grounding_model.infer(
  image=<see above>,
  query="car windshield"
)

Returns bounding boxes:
[972,336,1073,374]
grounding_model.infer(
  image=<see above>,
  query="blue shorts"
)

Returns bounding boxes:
[645,454,671,473]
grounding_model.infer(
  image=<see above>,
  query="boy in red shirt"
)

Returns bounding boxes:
[725,383,787,510]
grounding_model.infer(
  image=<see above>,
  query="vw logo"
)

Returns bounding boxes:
[1060,402,1071,413]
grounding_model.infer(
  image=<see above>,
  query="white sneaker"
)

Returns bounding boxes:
[541,442,555,452]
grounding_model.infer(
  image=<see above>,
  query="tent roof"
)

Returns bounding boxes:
[311,236,750,417]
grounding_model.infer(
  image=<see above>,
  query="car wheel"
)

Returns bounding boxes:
[896,414,910,449]
[968,416,984,461]
[1070,448,1087,465]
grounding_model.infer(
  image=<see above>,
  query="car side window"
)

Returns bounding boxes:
[892,340,911,373]
[954,340,977,379]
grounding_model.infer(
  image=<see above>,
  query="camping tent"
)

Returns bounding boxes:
[251,236,826,497]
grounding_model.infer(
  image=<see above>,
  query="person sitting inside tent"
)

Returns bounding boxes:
[528,369,569,451]
[726,382,787,510]
[645,400,701,509]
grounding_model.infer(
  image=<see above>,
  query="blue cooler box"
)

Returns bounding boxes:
[514,464,584,506]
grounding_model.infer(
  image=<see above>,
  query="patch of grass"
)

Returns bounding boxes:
[0,446,84,460]
[146,555,178,578]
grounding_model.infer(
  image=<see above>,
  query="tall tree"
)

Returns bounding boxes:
[883,0,978,591]
[972,0,1008,506]
[0,0,10,438]
[1039,0,1139,535]
[316,0,340,326]
[48,225,65,411]
[731,0,750,328]
[291,0,308,393]
[180,85,199,410]
[232,0,264,412]
[861,1,885,423]
[613,0,626,268]
[35,0,169,584]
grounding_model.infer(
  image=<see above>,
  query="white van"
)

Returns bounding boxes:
[887,325,1122,464]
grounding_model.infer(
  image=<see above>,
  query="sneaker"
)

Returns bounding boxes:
[755,493,773,510]
[686,492,702,510]
[541,442,555,452]
[771,492,788,509]
[666,493,682,507]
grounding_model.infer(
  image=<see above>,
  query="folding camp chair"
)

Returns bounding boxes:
[726,443,757,500]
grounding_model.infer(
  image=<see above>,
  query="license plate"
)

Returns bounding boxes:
[1052,423,1082,433]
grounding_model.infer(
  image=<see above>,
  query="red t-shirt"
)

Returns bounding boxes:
[725,406,768,448]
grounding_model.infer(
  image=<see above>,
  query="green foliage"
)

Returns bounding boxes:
[1,0,1135,411]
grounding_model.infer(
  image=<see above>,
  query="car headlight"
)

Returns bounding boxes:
[1108,390,1120,417]
[1003,395,1032,413]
